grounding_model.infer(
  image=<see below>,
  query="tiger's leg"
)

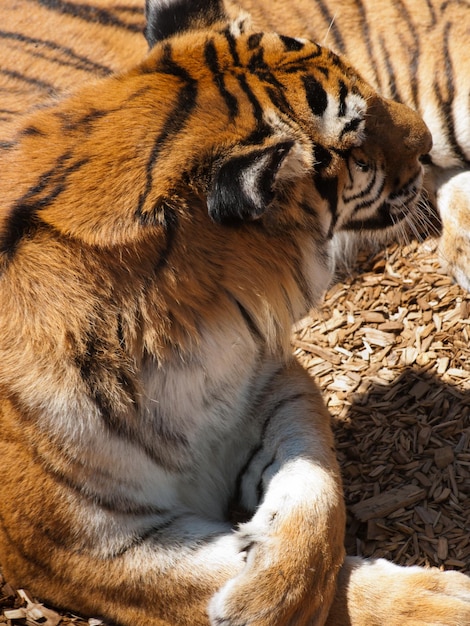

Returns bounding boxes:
[1,358,344,626]
[326,556,470,626]
[208,359,346,626]
[435,168,470,292]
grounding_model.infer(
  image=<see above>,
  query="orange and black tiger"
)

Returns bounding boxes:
[1,1,469,625]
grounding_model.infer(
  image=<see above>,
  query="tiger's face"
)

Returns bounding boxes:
[136,24,432,241]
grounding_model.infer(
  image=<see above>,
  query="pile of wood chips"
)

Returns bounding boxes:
[1,238,469,625]
[294,237,470,573]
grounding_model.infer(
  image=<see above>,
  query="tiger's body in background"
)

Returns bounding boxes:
[0,1,469,625]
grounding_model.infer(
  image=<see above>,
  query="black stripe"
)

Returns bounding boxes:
[222,27,241,66]
[346,175,386,211]
[117,314,126,350]
[234,299,263,343]
[145,0,223,45]
[247,50,295,119]
[303,74,328,116]
[424,0,438,26]
[339,116,363,139]
[281,47,324,74]
[236,73,264,125]
[279,34,304,52]
[243,124,275,146]
[73,326,190,467]
[232,366,283,506]
[0,140,16,149]
[62,109,111,135]
[314,144,333,169]
[338,80,348,117]
[112,514,190,557]
[344,201,401,231]
[314,171,338,223]
[0,152,89,257]
[392,0,420,108]
[31,441,171,516]
[377,35,404,103]
[204,39,239,119]
[0,67,55,93]
[112,513,227,558]
[233,390,309,508]
[387,170,421,200]
[256,455,277,502]
[135,44,198,222]
[248,33,263,50]
[313,0,346,53]
[21,125,46,136]
[152,201,179,272]
[344,163,379,203]
[32,0,143,33]
[0,30,112,76]
[349,0,381,90]
[265,85,294,117]
[289,245,314,308]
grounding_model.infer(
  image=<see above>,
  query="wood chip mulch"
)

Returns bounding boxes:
[294,237,470,574]
[1,238,469,625]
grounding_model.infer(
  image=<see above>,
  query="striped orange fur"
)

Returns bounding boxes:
[0,1,469,625]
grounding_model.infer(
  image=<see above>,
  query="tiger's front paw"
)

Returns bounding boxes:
[328,557,470,626]
[208,521,340,626]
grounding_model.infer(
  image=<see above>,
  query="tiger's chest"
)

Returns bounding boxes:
[139,320,261,469]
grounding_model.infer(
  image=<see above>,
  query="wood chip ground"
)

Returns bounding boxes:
[294,238,470,575]
[1,238,469,624]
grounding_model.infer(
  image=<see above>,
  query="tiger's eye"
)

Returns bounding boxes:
[354,158,369,172]
[419,153,433,165]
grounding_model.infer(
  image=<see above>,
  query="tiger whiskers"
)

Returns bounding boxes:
[322,12,339,47]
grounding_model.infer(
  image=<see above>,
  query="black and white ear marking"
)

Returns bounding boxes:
[145,0,227,47]
[207,142,296,226]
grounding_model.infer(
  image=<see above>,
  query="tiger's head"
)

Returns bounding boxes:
[0,0,432,355]
[142,0,432,238]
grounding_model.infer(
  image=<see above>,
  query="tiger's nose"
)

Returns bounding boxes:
[366,94,432,168]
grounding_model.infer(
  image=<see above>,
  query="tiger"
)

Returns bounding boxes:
[1,0,470,624]
[1,0,469,291]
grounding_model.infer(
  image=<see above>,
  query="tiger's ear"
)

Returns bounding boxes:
[207,141,301,225]
[145,0,227,47]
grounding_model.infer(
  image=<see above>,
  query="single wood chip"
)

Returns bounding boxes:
[434,446,455,469]
[351,485,427,522]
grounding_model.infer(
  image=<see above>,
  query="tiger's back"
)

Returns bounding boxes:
[0,0,145,140]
